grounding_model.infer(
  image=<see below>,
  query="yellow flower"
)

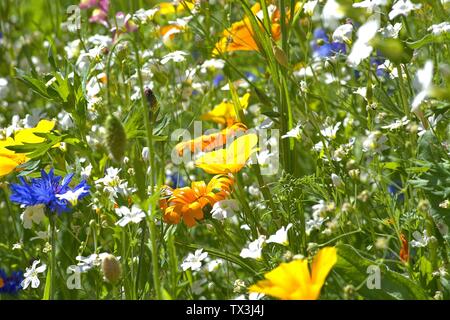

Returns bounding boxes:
[195,133,258,174]
[175,122,248,156]
[158,1,195,16]
[0,120,55,177]
[213,3,282,55]
[201,93,250,126]
[249,247,337,300]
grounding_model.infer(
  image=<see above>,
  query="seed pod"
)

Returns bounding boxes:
[105,114,127,163]
[101,254,122,284]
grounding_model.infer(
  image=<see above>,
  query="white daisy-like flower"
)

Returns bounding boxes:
[412,60,433,112]
[353,0,387,13]
[160,50,188,64]
[380,23,403,38]
[21,260,47,289]
[200,59,225,73]
[303,0,318,16]
[382,116,410,130]
[240,236,266,260]
[411,230,434,248]
[322,0,345,29]
[21,204,46,229]
[181,249,208,271]
[266,224,293,246]
[281,122,302,139]
[347,17,380,67]
[211,199,239,221]
[332,24,353,43]
[388,0,422,20]
[427,22,450,35]
[115,205,146,227]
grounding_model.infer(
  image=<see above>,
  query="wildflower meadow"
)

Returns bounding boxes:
[1,0,450,303]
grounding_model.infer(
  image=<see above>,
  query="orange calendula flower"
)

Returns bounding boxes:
[195,133,258,174]
[175,123,248,156]
[213,3,282,55]
[161,175,233,227]
[0,120,56,177]
[399,233,409,263]
[201,93,250,126]
[249,247,337,300]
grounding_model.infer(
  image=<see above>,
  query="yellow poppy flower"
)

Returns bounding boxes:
[0,120,56,177]
[175,122,248,156]
[201,93,250,126]
[195,133,258,174]
[213,3,282,55]
[158,1,195,16]
[249,247,337,300]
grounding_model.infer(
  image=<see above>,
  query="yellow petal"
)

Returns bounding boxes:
[310,247,337,297]
[0,156,21,176]
[195,133,258,174]
[14,120,55,144]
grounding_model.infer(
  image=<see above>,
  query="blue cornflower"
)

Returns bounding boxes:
[165,171,186,188]
[0,269,23,295]
[10,169,90,214]
[388,180,404,202]
[213,74,225,87]
[311,29,346,58]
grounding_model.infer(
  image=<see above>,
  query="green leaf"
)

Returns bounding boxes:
[335,244,429,300]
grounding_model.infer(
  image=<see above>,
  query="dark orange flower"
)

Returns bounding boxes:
[175,123,248,156]
[161,175,233,227]
[399,233,409,263]
[213,3,282,55]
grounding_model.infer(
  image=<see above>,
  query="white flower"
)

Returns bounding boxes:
[418,114,442,136]
[332,24,353,43]
[115,205,146,227]
[428,22,450,35]
[206,259,223,272]
[331,173,343,187]
[353,0,387,13]
[412,60,433,112]
[240,236,266,260]
[81,163,93,179]
[160,51,188,64]
[382,116,410,130]
[133,8,158,23]
[266,224,293,246]
[411,230,434,248]
[303,0,318,16]
[200,59,225,73]
[181,249,208,271]
[322,0,345,29]
[56,187,89,206]
[380,23,403,38]
[141,147,150,161]
[21,260,47,289]
[240,224,251,231]
[95,167,134,200]
[211,200,239,220]
[21,204,46,229]
[389,0,421,20]
[76,252,111,272]
[362,131,389,154]
[306,214,326,235]
[347,18,380,67]
[57,111,74,130]
[321,122,341,139]
[0,77,9,99]
[281,122,302,139]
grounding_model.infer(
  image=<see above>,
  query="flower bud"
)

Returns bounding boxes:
[105,114,127,163]
[101,254,122,284]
